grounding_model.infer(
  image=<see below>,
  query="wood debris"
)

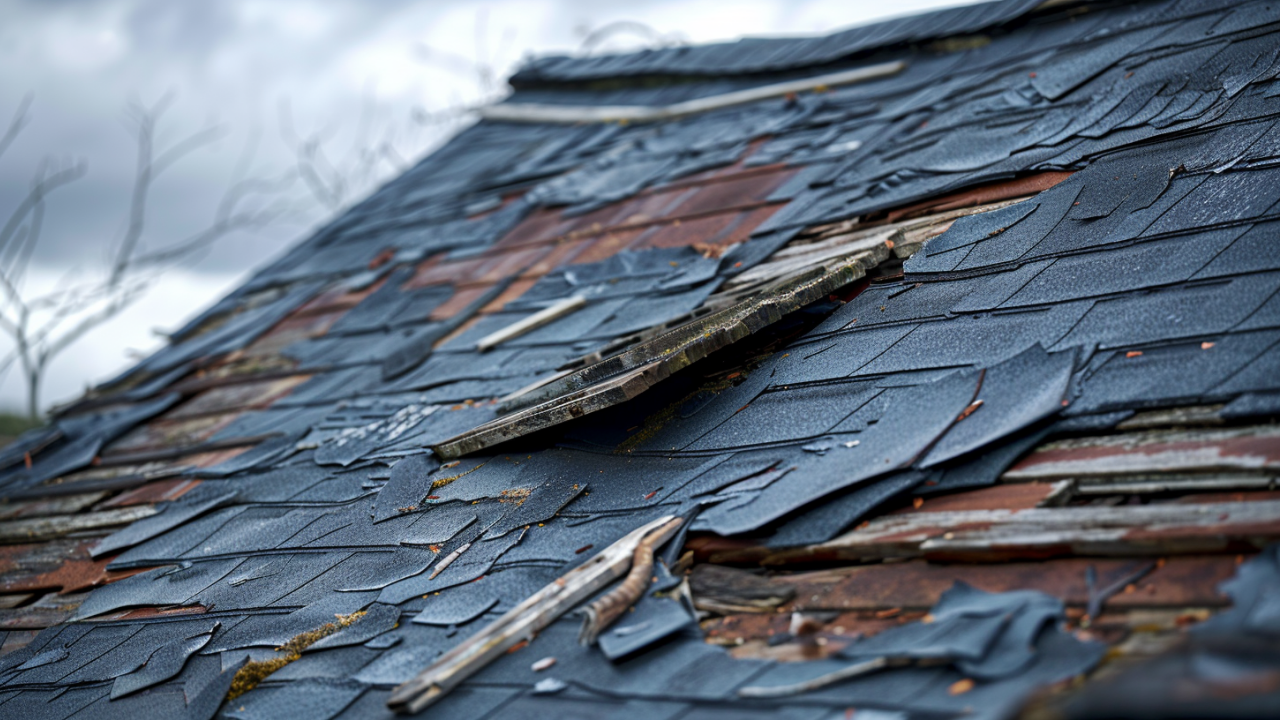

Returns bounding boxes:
[579,516,683,644]
[387,515,682,714]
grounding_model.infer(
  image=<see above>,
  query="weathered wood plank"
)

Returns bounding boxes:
[388,515,681,714]
[475,295,587,352]
[767,556,1239,612]
[477,62,906,124]
[696,500,1280,564]
[434,246,887,458]
[0,506,157,544]
[1004,426,1280,480]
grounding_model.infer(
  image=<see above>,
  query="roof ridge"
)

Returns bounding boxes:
[508,0,1061,85]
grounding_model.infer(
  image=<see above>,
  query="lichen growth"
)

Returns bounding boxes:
[498,488,530,504]
[226,611,366,701]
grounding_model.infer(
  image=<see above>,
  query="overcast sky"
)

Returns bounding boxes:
[0,0,970,414]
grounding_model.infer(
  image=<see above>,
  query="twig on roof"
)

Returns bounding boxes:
[388,514,684,714]
[578,516,682,645]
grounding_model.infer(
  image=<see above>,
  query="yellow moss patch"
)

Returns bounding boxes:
[226,611,366,700]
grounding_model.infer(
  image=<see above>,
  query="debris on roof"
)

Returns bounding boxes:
[3,0,1280,718]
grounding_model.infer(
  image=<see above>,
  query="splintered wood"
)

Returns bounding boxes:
[434,197,1038,459]
[579,517,683,645]
[432,245,887,458]
[387,516,682,714]
[695,500,1280,565]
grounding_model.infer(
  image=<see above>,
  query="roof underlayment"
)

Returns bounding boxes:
[3,0,1280,718]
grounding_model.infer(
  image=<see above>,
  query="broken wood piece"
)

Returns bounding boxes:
[387,515,682,714]
[737,656,892,698]
[477,62,906,124]
[1003,425,1280,481]
[1073,474,1276,495]
[700,500,1280,565]
[1115,405,1225,430]
[428,542,471,580]
[727,231,896,289]
[434,247,885,458]
[689,564,796,614]
[0,506,158,544]
[578,516,683,645]
[476,296,587,352]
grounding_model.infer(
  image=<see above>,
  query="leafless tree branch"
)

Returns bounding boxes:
[0,159,86,262]
[111,96,228,287]
[0,94,295,419]
[0,93,33,163]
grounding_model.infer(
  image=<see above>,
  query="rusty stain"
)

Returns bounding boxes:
[685,553,1243,616]
[166,375,310,421]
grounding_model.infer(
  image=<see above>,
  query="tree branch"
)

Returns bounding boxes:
[0,93,294,418]
[0,93,33,163]
[151,124,227,178]
[0,160,86,259]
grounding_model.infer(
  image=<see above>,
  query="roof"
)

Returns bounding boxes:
[2,0,1280,718]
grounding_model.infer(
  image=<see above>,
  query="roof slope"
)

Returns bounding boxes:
[2,1,1280,718]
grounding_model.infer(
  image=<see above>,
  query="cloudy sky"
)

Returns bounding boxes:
[0,0,970,415]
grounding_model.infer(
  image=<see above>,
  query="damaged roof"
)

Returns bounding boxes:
[2,0,1280,718]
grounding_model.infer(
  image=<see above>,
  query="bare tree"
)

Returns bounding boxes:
[277,90,403,214]
[0,94,297,419]
[278,11,513,216]
[279,9,515,213]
